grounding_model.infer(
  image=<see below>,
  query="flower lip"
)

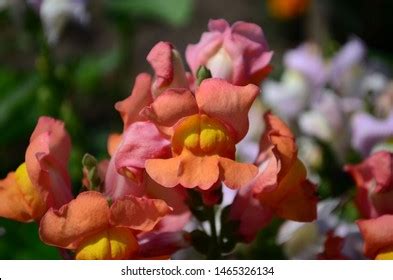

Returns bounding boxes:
[172,114,236,158]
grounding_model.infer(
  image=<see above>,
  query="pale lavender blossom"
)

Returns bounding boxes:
[351,111,393,156]
[329,38,366,93]
[284,42,327,88]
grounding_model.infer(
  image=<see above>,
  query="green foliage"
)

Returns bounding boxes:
[106,0,193,26]
[0,219,60,260]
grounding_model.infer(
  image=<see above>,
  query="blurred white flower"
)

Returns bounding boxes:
[299,110,333,142]
[39,0,89,44]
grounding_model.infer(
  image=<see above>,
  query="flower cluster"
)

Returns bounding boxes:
[1,18,320,260]
[261,36,393,260]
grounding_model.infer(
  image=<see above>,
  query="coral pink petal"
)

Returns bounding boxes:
[218,157,258,189]
[110,196,171,231]
[115,121,171,177]
[39,191,110,249]
[358,215,393,259]
[196,79,259,142]
[147,41,173,89]
[26,123,72,209]
[104,156,145,200]
[115,73,153,128]
[141,88,199,130]
[29,116,71,167]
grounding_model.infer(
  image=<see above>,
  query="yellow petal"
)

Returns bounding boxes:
[76,227,138,260]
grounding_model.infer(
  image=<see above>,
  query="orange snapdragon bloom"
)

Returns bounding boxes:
[252,112,317,221]
[0,117,72,222]
[141,78,259,190]
[230,112,317,242]
[39,191,171,260]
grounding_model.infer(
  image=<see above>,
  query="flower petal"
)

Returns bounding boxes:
[146,151,220,190]
[110,196,171,231]
[196,79,259,142]
[218,157,258,189]
[141,88,199,133]
[115,121,171,182]
[25,117,73,209]
[75,227,138,260]
[104,156,145,200]
[39,191,110,249]
[230,184,274,242]
[147,41,188,97]
[0,164,45,222]
[357,215,393,259]
[114,73,153,128]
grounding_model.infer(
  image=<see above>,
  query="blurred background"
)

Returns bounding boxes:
[0,0,392,259]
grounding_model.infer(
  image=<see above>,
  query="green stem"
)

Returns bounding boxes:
[206,206,220,259]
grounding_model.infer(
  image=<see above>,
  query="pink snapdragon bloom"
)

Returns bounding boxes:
[345,151,393,219]
[357,215,393,259]
[0,116,73,222]
[141,78,259,190]
[115,41,190,129]
[186,19,273,86]
[39,191,172,260]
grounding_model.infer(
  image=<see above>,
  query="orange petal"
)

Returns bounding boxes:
[39,191,110,249]
[146,151,220,190]
[145,157,182,188]
[357,215,393,259]
[0,164,45,222]
[110,196,171,231]
[218,157,258,189]
[114,73,153,128]
[256,159,317,222]
[141,88,199,134]
[196,79,259,142]
[258,112,297,173]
